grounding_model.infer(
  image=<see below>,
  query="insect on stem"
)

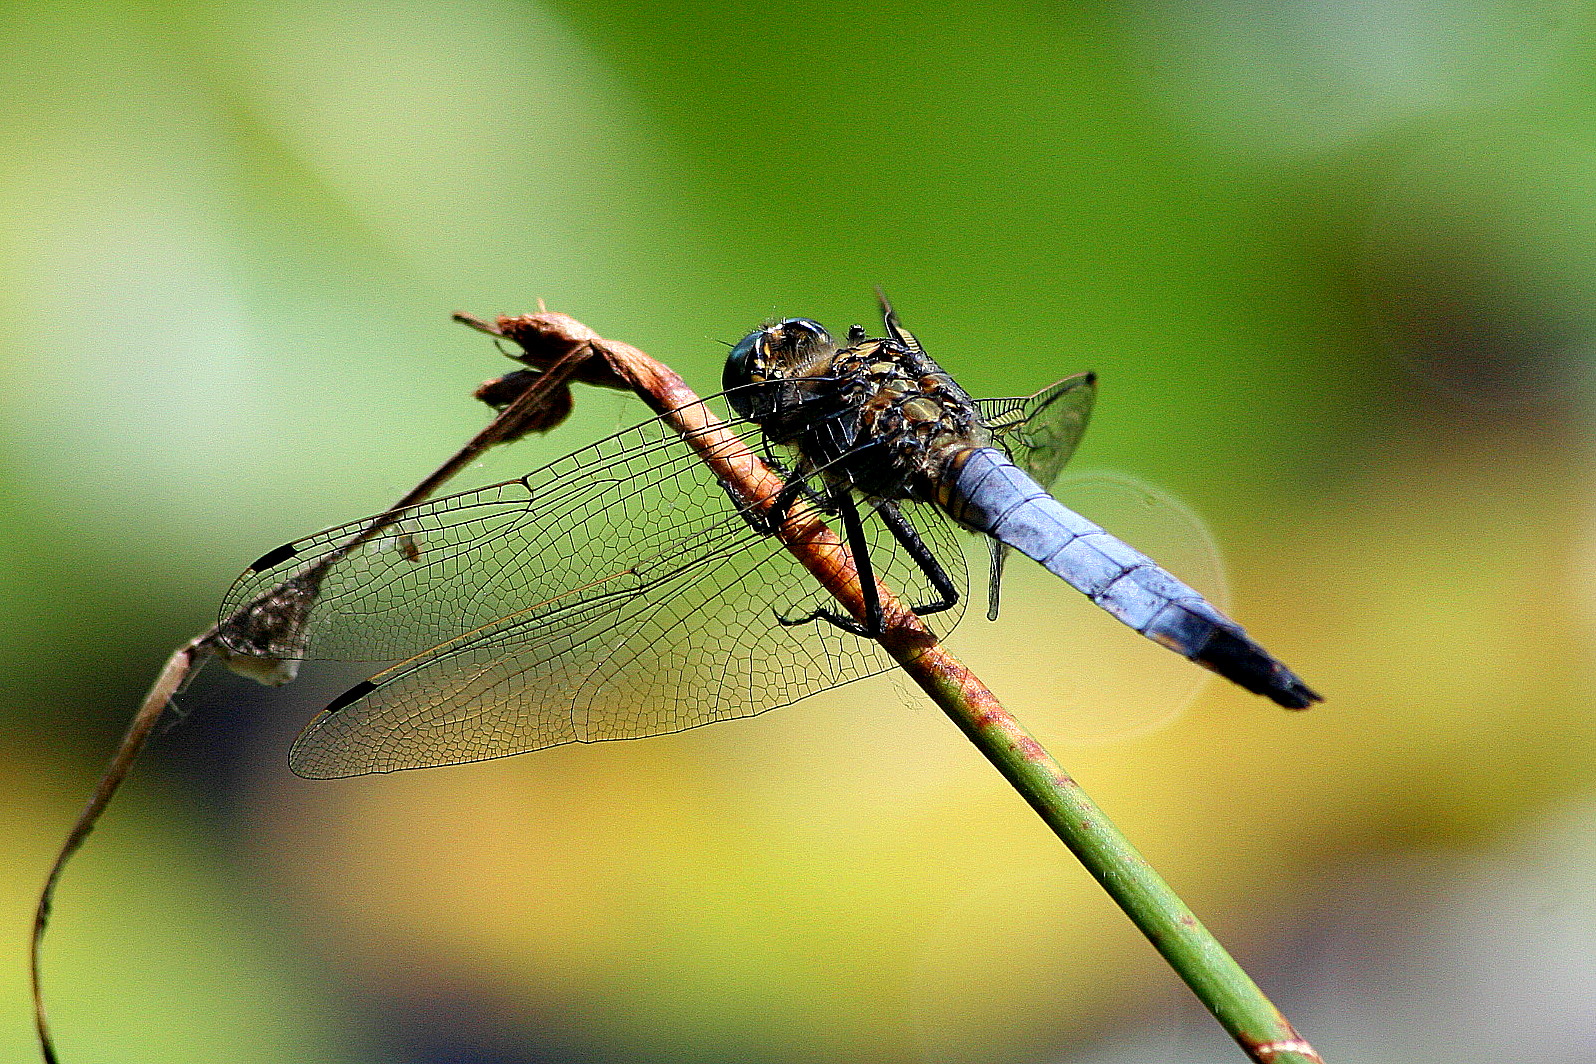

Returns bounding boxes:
[478,313,1325,1064]
[33,309,1323,1064]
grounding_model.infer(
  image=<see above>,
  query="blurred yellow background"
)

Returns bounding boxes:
[5,1,1595,1061]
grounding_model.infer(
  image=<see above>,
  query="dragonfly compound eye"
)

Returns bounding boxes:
[724,327,765,394]
[767,318,832,366]
[724,318,835,418]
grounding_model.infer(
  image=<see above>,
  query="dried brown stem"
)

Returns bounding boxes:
[31,314,611,1064]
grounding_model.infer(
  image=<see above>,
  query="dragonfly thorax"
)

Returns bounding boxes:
[820,338,990,501]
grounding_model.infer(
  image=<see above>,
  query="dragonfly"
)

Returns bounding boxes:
[216,301,1318,778]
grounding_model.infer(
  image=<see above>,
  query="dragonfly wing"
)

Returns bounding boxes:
[289,500,966,778]
[973,372,1097,618]
[220,396,967,778]
[219,407,770,664]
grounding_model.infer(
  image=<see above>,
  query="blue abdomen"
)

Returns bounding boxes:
[944,447,1318,709]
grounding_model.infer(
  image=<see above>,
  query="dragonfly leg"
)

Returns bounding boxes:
[765,451,837,515]
[726,450,831,536]
[725,476,799,535]
[774,491,884,638]
[875,500,960,616]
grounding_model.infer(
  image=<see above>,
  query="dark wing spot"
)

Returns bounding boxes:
[250,542,299,572]
[323,679,379,716]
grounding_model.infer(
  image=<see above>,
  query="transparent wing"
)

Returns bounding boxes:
[973,372,1097,618]
[217,396,965,778]
[975,371,1097,489]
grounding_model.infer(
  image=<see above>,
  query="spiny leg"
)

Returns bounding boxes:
[733,431,885,537]
[775,490,884,637]
[722,448,827,535]
[873,501,960,616]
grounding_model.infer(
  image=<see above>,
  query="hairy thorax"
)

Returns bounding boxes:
[801,338,991,503]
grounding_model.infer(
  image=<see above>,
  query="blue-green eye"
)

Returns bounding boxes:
[723,327,764,395]
[723,319,832,417]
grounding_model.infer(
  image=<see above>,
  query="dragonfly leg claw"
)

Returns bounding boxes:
[773,604,877,638]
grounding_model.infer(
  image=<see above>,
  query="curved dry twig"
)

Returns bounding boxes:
[31,314,614,1063]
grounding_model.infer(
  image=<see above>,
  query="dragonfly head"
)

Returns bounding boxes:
[723,318,834,418]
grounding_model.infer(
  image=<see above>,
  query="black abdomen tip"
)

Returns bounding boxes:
[1195,628,1322,710]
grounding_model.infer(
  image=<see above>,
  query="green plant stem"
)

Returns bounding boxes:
[902,654,1321,1064]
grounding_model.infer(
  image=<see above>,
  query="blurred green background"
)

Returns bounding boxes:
[5,1,1596,1061]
